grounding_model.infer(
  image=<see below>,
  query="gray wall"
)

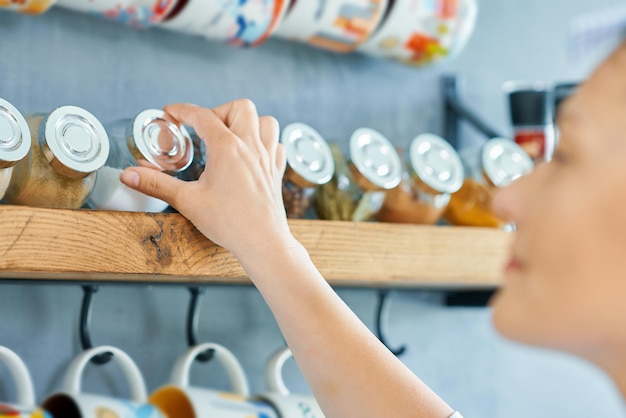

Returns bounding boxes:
[1,1,625,416]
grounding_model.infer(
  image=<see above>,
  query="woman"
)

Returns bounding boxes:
[119,40,626,417]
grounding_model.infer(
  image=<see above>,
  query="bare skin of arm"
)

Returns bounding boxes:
[120,100,455,418]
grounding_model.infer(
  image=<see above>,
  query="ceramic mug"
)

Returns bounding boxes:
[0,0,55,14]
[254,347,325,418]
[55,0,176,27]
[274,0,389,53]
[358,0,478,66]
[0,346,52,418]
[159,0,288,47]
[150,343,277,418]
[42,345,165,418]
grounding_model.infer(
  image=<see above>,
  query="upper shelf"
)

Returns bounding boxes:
[0,205,511,288]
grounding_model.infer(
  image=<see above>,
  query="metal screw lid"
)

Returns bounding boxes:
[129,109,193,173]
[281,122,334,186]
[349,128,402,190]
[0,98,31,169]
[482,137,534,187]
[409,133,464,194]
[40,105,110,179]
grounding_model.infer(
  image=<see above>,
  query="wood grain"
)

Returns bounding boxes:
[0,205,512,288]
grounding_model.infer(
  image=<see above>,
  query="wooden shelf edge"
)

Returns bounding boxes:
[0,205,512,288]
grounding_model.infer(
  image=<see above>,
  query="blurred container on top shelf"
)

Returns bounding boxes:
[359,0,477,66]
[55,0,177,27]
[274,0,390,53]
[157,0,290,47]
[0,0,56,14]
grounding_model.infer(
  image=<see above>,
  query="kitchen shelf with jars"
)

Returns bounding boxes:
[0,96,525,289]
[1,0,478,68]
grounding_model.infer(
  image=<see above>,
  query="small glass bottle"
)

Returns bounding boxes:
[4,106,110,209]
[443,138,533,228]
[87,109,193,212]
[281,122,334,219]
[315,128,402,222]
[0,98,31,201]
[375,133,464,224]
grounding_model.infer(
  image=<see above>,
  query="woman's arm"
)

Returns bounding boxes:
[120,100,455,418]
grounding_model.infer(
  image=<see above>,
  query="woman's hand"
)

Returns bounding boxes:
[120,100,294,259]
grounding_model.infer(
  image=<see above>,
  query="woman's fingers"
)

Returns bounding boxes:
[120,166,187,208]
[259,115,280,173]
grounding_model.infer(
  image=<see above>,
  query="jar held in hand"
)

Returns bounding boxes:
[0,98,31,202]
[281,123,334,219]
[375,134,464,224]
[3,106,110,209]
[87,109,193,212]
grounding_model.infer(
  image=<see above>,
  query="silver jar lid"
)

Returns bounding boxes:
[349,128,402,190]
[40,105,110,179]
[409,133,464,194]
[281,122,334,186]
[0,98,31,169]
[130,109,193,173]
[482,137,534,187]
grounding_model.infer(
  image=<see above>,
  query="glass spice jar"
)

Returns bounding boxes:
[87,109,193,212]
[280,122,334,219]
[375,133,464,224]
[176,128,206,182]
[315,128,402,222]
[443,137,533,228]
[0,98,31,201]
[3,106,110,209]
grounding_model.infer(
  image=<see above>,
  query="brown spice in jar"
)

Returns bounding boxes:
[375,178,445,224]
[3,115,97,209]
[283,180,315,219]
[314,145,360,221]
[442,178,503,228]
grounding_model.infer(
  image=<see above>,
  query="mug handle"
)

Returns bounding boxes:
[0,346,36,406]
[170,343,250,397]
[265,347,293,396]
[62,345,148,403]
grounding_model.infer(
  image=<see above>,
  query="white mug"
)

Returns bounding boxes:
[358,0,478,66]
[42,345,165,418]
[0,346,52,418]
[55,0,176,27]
[274,0,389,53]
[150,343,277,418]
[0,0,56,14]
[255,347,325,418]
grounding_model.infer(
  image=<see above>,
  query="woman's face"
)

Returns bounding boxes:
[491,42,626,363]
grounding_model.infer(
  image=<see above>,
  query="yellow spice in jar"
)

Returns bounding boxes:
[3,115,96,209]
[442,178,504,228]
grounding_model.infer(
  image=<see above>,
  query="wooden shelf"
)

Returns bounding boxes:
[0,205,512,288]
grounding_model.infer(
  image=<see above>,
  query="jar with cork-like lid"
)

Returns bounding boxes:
[87,109,193,212]
[0,98,31,202]
[281,122,334,219]
[375,133,465,224]
[3,105,110,209]
[315,128,402,222]
[443,137,534,228]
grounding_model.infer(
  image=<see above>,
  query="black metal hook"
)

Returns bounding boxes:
[80,285,114,365]
[187,287,215,363]
[375,289,406,357]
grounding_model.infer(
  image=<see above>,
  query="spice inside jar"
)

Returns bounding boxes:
[281,123,334,219]
[0,98,32,201]
[443,137,534,227]
[4,106,109,209]
[315,128,402,222]
[375,133,464,224]
[87,109,193,212]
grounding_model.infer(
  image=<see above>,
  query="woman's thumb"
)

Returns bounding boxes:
[120,167,184,207]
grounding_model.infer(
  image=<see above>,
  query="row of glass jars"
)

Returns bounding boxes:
[0,96,533,227]
[0,97,194,212]
[280,122,534,228]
